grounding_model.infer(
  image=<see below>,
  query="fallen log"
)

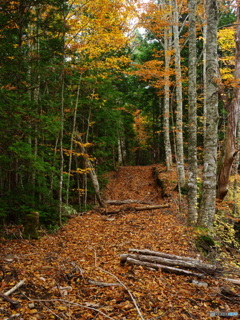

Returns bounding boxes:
[124,257,205,277]
[105,199,150,205]
[100,204,170,215]
[135,204,170,210]
[152,167,168,197]
[100,209,121,215]
[120,253,217,275]
[129,249,201,263]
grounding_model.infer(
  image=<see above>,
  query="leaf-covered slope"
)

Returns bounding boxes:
[1,165,239,319]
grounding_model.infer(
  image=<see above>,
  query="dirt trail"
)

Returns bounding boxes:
[104,165,162,203]
[0,165,239,320]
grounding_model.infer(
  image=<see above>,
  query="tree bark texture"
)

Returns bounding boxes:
[164,24,173,171]
[203,0,208,138]
[173,0,185,188]
[198,0,219,228]
[187,0,198,225]
[217,3,240,200]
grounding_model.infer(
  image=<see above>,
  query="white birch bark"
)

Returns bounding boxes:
[172,0,185,188]
[198,0,219,229]
[187,0,198,225]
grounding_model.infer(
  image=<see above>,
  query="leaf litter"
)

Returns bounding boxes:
[0,165,239,319]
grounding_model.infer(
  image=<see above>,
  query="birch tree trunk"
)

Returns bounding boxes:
[172,0,185,188]
[187,0,198,225]
[217,2,240,200]
[163,24,173,171]
[198,0,219,229]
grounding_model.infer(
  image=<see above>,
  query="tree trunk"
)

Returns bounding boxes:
[187,0,198,225]
[203,0,208,138]
[163,23,173,171]
[233,117,240,216]
[198,0,219,228]
[173,0,185,188]
[217,2,240,200]
[58,3,67,225]
[58,70,64,225]
[76,133,104,207]
[66,74,82,205]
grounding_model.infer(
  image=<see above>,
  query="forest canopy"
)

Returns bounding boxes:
[0,0,239,233]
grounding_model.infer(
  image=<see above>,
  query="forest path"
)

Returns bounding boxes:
[104,165,163,203]
[1,165,238,319]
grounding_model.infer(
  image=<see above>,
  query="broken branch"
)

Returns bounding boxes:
[4,279,26,296]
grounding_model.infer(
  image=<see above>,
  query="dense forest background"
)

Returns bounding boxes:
[0,0,239,234]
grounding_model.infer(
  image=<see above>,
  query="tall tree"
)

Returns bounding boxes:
[172,0,185,188]
[187,0,198,225]
[198,0,219,228]
[163,1,173,171]
[217,1,240,201]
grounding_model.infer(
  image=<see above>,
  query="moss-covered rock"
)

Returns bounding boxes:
[61,204,78,217]
[23,212,39,239]
[196,234,215,254]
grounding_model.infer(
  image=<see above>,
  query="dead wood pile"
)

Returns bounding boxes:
[120,249,220,277]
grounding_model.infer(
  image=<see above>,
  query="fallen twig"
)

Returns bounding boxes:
[4,279,26,296]
[0,293,20,308]
[0,279,26,309]
[97,267,145,320]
